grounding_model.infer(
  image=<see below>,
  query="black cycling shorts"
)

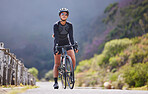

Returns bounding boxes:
[53,40,72,55]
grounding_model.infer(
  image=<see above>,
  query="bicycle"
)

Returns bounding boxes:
[55,42,78,89]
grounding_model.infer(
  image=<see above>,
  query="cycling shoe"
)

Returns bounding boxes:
[53,83,59,89]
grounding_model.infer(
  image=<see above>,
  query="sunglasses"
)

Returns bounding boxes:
[61,13,68,16]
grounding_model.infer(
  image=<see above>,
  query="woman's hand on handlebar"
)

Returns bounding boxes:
[52,34,54,38]
[55,43,59,55]
[74,49,79,53]
[55,51,59,55]
[74,41,79,53]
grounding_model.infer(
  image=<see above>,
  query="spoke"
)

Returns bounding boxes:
[65,57,74,89]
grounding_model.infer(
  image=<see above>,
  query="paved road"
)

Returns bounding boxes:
[20,82,148,94]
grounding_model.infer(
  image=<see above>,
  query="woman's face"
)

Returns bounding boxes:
[59,12,68,21]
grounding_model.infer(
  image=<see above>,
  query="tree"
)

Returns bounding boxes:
[28,67,39,79]
[44,70,53,81]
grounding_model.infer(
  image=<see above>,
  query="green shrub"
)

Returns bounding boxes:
[28,67,38,79]
[75,59,91,73]
[141,38,148,45]
[119,51,130,63]
[129,49,148,65]
[103,38,132,58]
[109,56,121,68]
[44,70,53,81]
[131,37,141,44]
[104,2,118,13]
[109,73,118,81]
[124,62,148,87]
[142,33,148,38]
[111,68,117,73]
[142,0,148,6]
[97,54,108,66]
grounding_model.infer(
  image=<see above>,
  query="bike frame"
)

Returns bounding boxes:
[56,44,77,89]
[59,47,72,75]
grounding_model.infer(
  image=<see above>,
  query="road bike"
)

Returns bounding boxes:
[55,42,78,89]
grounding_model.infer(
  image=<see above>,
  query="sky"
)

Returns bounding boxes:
[0,0,119,46]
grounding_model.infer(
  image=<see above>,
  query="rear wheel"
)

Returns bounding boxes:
[65,56,74,89]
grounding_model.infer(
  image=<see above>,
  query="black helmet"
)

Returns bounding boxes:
[59,8,69,16]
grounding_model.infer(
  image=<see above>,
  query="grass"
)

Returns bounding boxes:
[0,84,39,94]
[128,85,148,91]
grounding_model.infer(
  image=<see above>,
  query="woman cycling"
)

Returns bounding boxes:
[52,8,78,89]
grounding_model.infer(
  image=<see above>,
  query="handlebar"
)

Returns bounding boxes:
[55,41,78,54]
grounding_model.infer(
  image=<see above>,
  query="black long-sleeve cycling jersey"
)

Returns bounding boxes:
[53,21,74,46]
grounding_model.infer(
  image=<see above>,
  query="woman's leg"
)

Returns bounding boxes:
[67,49,76,69]
[53,54,61,79]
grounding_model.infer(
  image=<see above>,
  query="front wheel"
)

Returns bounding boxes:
[60,66,66,89]
[65,56,75,89]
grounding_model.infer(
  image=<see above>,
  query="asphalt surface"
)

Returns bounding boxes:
[20,82,148,94]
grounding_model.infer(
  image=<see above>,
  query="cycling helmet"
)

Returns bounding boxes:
[59,8,69,16]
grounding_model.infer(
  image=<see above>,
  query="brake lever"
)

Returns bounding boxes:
[55,44,58,54]
[74,41,79,53]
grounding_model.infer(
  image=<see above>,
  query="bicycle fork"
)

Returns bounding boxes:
[58,57,66,77]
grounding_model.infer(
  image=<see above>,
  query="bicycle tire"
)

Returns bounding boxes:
[65,56,75,89]
[60,66,66,89]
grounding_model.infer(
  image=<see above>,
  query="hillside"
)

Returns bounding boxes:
[75,33,148,88]
[103,0,148,40]
[75,0,148,89]
[78,0,148,60]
